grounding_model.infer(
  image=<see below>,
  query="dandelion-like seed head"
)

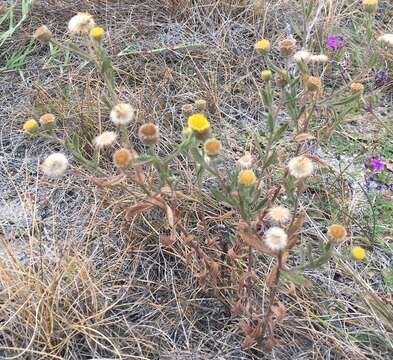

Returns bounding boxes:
[350,82,365,93]
[255,39,271,55]
[238,170,256,186]
[310,54,329,64]
[113,148,135,168]
[261,70,272,81]
[195,99,207,112]
[93,131,117,148]
[267,206,291,224]
[327,224,347,242]
[42,153,69,178]
[90,26,105,41]
[110,103,135,126]
[377,34,393,47]
[264,227,288,252]
[279,38,296,56]
[306,76,322,92]
[237,152,254,169]
[351,246,366,261]
[288,156,314,178]
[293,50,312,64]
[23,119,39,133]
[34,25,52,42]
[138,123,160,145]
[363,0,378,13]
[203,138,222,157]
[39,113,55,127]
[68,13,95,34]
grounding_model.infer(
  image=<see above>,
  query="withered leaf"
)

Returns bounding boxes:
[271,302,286,323]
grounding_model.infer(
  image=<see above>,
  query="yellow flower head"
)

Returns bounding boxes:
[350,82,364,93]
[363,0,378,13]
[327,224,347,242]
[90,26,105,40]
[187,113,210,133]
[261,70,272,81]
[351,246,366,261]
[255,39,270,55]
[23,119,39,133]
[203,138,222,157]
[238,170,256,186]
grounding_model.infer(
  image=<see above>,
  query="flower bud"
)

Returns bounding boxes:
[195,99,207,112]
[138,123,160,145]
[279,38,296,57]
[34,25,52,43]
[260,70,272,81]
[255,39,270,55]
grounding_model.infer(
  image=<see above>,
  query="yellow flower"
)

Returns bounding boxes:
[327,224,347,242]
[23,119,39,133]
[203,138,222,157]
[188,113,210,133]
[261,70,272,81]
[363,0,378,13]
[351,246,366,261]
[350,82,364,93]
[90,26,105,40]
[238,170,256,186]
[255,39,270,55]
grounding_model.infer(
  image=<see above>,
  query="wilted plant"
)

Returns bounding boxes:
[26,2,387,351]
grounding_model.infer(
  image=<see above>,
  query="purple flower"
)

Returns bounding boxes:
[325,35,344,50]
[375,71,388,85]
[370,159,385,172]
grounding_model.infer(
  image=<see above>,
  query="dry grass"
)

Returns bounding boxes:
[0,0,392,359]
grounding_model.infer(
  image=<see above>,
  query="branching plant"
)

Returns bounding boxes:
[23,0,391,350]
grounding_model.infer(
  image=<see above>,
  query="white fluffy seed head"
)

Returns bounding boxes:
[237,152,254,169]
[293,50,312,64]
[93,131,117,148]
[288,156,314,178]
[267,206,291,224]
[41,153,68,178]
[310,54,329,64]
[68,13,95,34]
[377,34,393,47]
[264,227,288,252]
[110,103,135,126]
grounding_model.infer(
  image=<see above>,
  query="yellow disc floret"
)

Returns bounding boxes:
[255,39,270,55]
[187,113,210,133]
[23,119,39,133]
[238,170,256,186]
[351,246,366,261]
[90,26,105,40]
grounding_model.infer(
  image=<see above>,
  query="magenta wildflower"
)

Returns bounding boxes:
[370,158,384,172]
[325,35,344,50]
